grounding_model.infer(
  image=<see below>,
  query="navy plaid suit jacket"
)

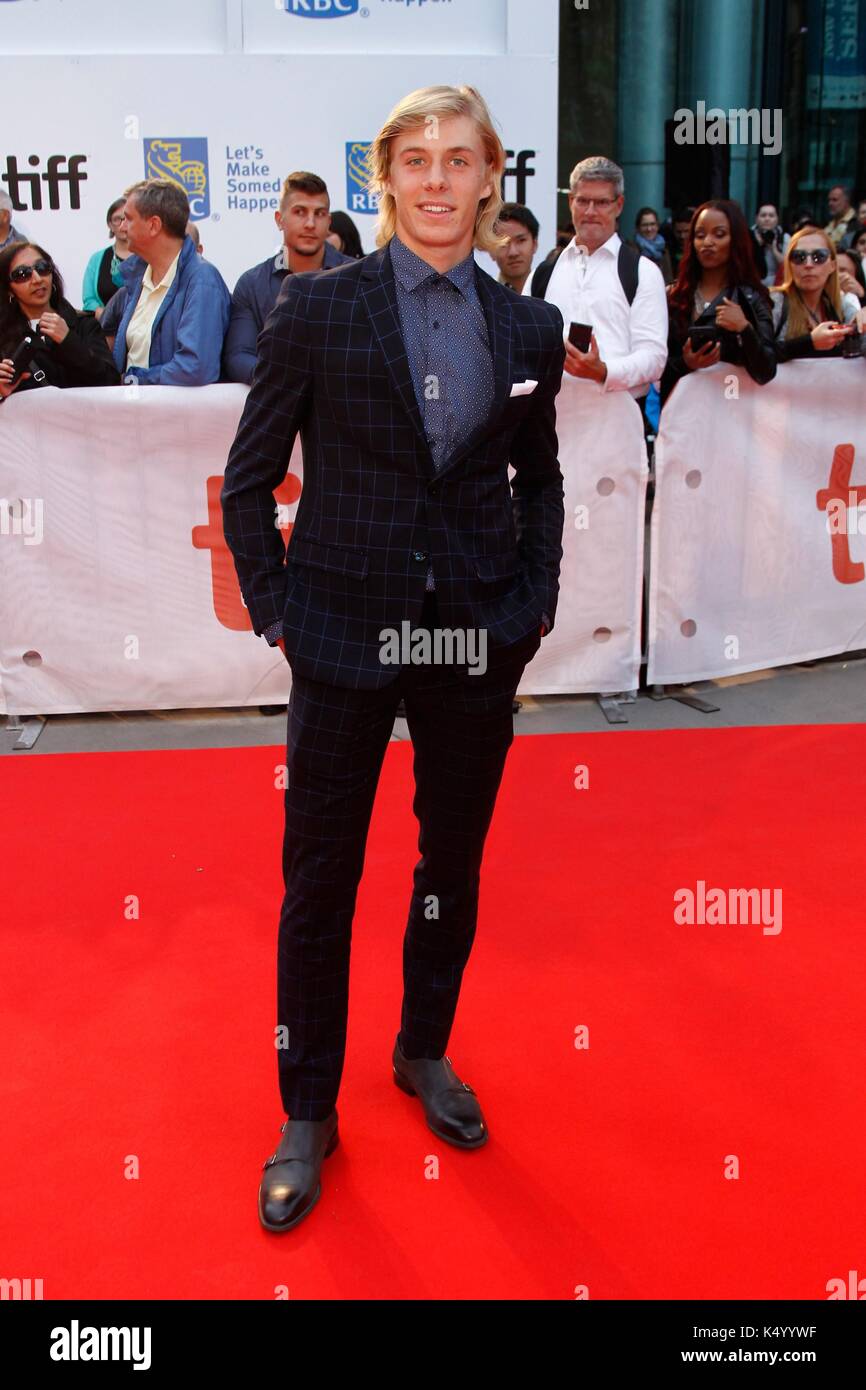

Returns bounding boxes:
[221,240,566,689]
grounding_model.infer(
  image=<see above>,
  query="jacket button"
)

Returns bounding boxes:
[412,551,428,563]
[429,483,440,496]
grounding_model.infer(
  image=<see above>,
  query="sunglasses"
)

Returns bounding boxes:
[9,258,53,283]
[791,249,832,266]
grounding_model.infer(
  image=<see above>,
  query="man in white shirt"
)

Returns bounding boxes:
[538,156,668,399]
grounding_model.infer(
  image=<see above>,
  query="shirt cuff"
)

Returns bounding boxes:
[262,619,284,646]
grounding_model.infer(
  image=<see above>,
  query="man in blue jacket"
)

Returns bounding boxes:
[222,171,352,385]
[103,178,230,385]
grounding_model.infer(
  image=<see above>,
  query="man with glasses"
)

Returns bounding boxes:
[532,156,668,400]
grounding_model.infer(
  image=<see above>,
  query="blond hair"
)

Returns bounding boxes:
[779,226,843,338]
[366,85,506,254]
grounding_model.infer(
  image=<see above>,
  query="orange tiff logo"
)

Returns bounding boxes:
[191,474,302,631]
[816,444,866,584]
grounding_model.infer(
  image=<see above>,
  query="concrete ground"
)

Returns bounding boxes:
[3,651,864,754]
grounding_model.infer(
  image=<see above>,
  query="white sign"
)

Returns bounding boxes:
[649,361,866,685]
[0,0,557,301]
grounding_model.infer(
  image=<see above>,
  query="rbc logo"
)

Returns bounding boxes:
[345,142,378,215]
[283,0,360,16]
[143,138,210,220]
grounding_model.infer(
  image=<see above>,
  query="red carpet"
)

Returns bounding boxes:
[2,725,864,1300]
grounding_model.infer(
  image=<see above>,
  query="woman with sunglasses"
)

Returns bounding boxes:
[661,199,776,405]
[770,228,865,362]
[0,241,119,398]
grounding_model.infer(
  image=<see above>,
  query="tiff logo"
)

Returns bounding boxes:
[192,475,300,630]
[502,149,536,205]
[1,154,88,211]
[817,444,866,583]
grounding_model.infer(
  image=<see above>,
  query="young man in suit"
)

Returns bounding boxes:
[221,84,566,1233]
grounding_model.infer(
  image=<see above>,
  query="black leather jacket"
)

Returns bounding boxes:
[661,283,777,404]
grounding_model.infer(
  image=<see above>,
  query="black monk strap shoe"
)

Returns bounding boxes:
[392,1036,488,1149]
[257,1109,339,1233]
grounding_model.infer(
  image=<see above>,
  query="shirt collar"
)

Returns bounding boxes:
[390,234,477,296]
[273,242,341,274]
[562,229,620,260]
[142,248,181,293]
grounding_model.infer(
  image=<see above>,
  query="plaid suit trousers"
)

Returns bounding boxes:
[276,589,542,1119]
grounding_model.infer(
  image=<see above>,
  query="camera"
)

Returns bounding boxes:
[7,332,47,384]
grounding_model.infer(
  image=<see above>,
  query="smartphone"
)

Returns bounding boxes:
[688,326,720,352]
[568,321,593,353]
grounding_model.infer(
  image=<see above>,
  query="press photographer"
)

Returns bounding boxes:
[750,203,790,286]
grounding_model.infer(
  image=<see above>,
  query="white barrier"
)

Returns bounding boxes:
[517,379,648,695]
[0,382,647,715]
[648,360,866,686]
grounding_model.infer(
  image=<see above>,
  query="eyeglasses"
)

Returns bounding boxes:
[9,258,53,283]
[573,196,618,211]
[791,249,832,266]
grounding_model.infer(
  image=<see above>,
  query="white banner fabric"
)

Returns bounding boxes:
[648,361,866,686]
[517,379,649,695]
[0,382,647,714]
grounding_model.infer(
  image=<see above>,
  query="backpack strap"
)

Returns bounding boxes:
[617,241,641,305]
[530,251,561,299]
[533,240,642,306]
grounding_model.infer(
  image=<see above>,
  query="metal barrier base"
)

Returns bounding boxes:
[596,691,638,725]
[5,714,46,749]
[649,685,720,714]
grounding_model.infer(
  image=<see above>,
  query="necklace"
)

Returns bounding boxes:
[694,287,718,318]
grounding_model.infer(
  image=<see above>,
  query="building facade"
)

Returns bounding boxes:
[557,0,866,245]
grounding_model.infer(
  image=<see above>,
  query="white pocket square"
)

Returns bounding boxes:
[509,379,538,397]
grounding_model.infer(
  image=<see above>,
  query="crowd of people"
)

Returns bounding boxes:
[1,162,865,414]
